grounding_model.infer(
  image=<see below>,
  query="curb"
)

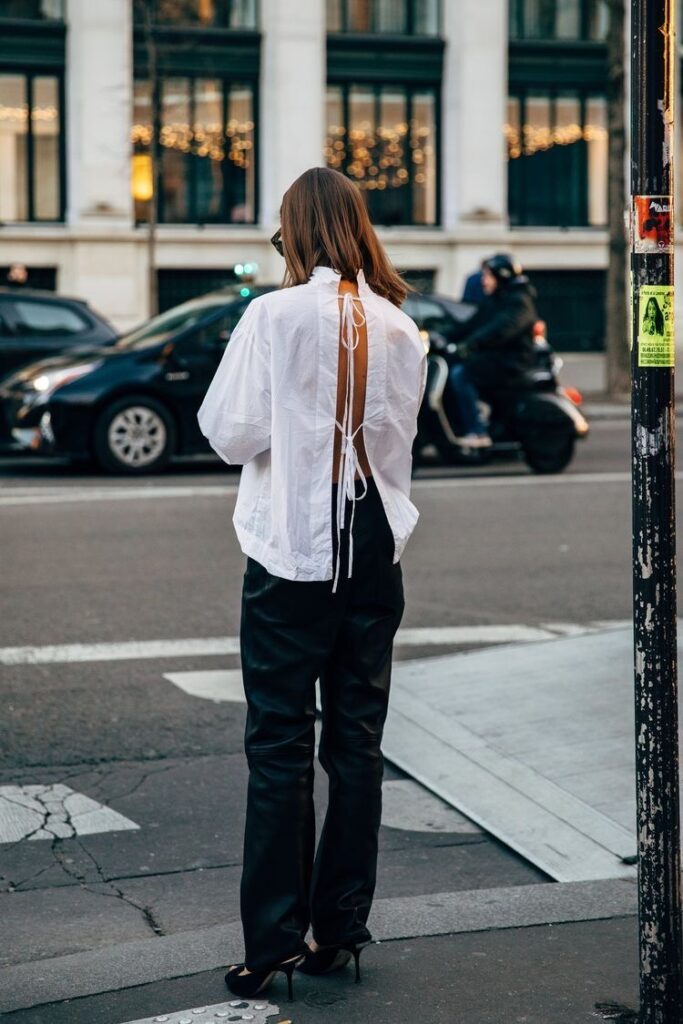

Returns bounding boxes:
[0,879,637,1014]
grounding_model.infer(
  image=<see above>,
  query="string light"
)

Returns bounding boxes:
[324,114,433,191]
[504,120,608,159]
[130,115,253,168]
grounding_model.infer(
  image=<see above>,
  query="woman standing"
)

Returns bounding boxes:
[197,167,427,1002]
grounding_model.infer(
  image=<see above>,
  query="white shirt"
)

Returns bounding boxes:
[196,265,427,589]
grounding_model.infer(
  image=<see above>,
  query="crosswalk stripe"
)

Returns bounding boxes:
[0,624,588,666]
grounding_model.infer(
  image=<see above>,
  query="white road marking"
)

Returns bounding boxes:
[381,779,482,834]
[0,624,581,665]
[0,785,139,844]
[119,1001,278,1024]
[0,484,238,507]
[411,471,637,489]
[0,470,671,510]
[164,669,245,703]
[0,637,241,665]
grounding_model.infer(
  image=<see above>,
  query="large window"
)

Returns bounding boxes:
[132,77,256,225]
[0,0,64,19]
[327,0,439,35]
[133,0,257,29]
[326,84,438,226]
[0,72,62,222]
[506,89,607,227]
[510,0,608,41]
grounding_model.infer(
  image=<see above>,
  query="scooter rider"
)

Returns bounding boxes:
[448,254,539,447]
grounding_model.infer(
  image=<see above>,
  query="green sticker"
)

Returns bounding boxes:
[638,285,674,367]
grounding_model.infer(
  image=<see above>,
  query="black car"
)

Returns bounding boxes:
[0,288,117,381]
[0,286,274,473]
[401,292,476,342]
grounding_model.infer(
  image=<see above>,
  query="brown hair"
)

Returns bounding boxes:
[279,167,409,307]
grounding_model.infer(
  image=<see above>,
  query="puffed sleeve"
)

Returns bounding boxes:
[196,297,271,465]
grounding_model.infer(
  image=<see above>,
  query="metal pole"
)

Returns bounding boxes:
[631,1,683,1021]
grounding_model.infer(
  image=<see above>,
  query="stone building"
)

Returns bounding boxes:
[0,0,621,349]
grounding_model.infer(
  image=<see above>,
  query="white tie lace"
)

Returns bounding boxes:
[332,292,369,594]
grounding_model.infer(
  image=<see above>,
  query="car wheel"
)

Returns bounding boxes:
[93,395,176,475]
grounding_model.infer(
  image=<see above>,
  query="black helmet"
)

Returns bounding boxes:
[483,253,523,285]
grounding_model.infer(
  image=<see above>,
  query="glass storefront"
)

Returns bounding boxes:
[132,76,256,225]
[506,89,607,226]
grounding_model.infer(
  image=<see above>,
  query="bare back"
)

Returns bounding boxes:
[333,278,372,483]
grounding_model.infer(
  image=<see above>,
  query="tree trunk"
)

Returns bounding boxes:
[605,0,629,397]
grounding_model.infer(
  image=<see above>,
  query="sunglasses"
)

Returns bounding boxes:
[271,229,284,257]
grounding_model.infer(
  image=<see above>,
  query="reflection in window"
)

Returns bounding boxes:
[33,77,60,219]
[0,76,28,222]
[327,0,439,34]
[131,77,256,225]
[509,0,608,40]
[325,84,437,226]
[0,72,62,222]
[506,90,607,226]
[134,0,257,29]
[0,0,64,19]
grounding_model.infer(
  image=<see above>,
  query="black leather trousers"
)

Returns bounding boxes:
[239,476,405,971]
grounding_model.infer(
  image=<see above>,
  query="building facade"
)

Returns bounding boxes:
[0,0,626,349]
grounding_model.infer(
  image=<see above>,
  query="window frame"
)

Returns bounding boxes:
[0,67,66,223]
[326,79,441,228]
[133,73,259,227]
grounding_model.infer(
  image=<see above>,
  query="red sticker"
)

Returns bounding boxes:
[633,196,673,253]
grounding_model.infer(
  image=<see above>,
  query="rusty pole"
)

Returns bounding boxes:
[631,0,682,1021]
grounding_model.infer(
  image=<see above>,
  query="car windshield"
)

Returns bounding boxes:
[114,296,232,350]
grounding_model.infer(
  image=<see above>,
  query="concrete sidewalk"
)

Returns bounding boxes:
[1,879,638,1023]
[384,626,647,883]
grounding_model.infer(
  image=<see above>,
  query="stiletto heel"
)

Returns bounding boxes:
[341,940,370,983]
[281,958,297,1001]
[297,939,371,981]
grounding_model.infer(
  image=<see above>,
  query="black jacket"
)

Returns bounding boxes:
[462,276,538,379]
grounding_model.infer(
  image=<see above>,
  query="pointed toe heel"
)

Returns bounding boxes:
[225,953,304,1002]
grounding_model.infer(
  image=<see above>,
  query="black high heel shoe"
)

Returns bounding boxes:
[225,953,304,1002]
[297,940,371,983]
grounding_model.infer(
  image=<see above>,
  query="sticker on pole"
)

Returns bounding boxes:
[637,285,674,367]
[634,196,673,253]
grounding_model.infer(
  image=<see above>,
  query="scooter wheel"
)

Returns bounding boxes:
[523,435,575,474]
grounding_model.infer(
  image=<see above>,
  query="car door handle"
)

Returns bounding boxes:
[165,370,190,381]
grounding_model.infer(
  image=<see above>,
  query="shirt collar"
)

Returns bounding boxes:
[310,265,370,294]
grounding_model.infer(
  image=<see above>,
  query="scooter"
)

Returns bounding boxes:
[415,323,589,474]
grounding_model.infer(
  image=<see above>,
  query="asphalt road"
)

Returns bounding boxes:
[0,419,650,1018]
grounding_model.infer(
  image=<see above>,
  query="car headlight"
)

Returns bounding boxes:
[32,361,103,395]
